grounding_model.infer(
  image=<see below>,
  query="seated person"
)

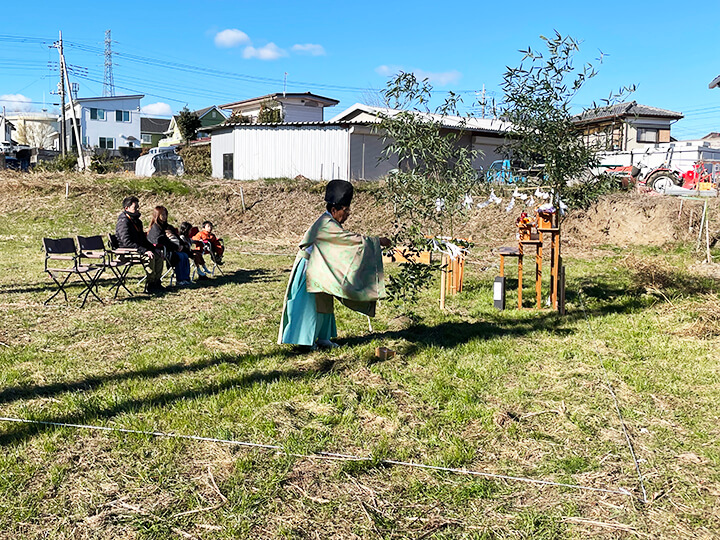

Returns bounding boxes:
[179,222,208,279]
[115,195,165,293]
[192,220,224,272]
[148,206,191,286]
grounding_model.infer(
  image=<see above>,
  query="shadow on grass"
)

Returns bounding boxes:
[0,347,328,446]
[340,288,649,352]
[0,267,280,300]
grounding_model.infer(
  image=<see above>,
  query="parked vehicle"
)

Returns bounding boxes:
[484,159,526,183]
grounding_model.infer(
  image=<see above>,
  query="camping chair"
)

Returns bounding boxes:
[42,237,104,308]
[191,238,225,279]
[77,235,134,299]
[137,245,176,288]
[107,233,145,298]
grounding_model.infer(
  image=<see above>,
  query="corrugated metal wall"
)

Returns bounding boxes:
[349,132,398,180]
[211,129,235,178]
[216,125,349,180]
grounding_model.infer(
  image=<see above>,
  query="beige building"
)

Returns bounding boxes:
[4,111,60,149]
[575,101,683,152]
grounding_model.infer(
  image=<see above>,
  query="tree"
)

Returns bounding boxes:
[499,31,634,194]
[257,100,283,123]
[176,106,202,141]
[376,72,480,303]
[16,121,56,148]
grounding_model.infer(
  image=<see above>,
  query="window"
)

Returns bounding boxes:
[99,137,114,149]
[115,110,130,122]
[637,128,659,143]
[90,108,105,120]
[82,136,89,147]
[223,153,233,179]
[141,133,152,144]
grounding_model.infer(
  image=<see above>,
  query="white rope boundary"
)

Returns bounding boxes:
[0,416,633,498]
[577,291,649,503]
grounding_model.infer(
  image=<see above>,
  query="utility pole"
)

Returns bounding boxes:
[59,36,84,170]
[481,85,486,119]
[51,32,67,156]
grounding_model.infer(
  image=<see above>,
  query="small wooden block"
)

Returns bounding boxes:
[375,347,396,360]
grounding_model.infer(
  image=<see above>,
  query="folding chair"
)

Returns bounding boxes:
[107,233,145,298]
[137,245,175,288]
[191,238,225,279]
[42,237,104,308]
[77,235,133,300]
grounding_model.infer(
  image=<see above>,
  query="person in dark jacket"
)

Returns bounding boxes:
[115,195,165,292]
[147,205,191,286]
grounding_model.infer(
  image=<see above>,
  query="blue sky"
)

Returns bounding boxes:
[2,0,719,139]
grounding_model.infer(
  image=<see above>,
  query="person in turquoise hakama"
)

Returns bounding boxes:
[278,180,391,349]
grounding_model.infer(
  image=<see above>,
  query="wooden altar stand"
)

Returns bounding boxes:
[497,211,563,312]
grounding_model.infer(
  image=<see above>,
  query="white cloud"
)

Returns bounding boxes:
[291,43,326,56]
[413,69,462,86]
[375,66,462,87]
[375,65,402,77]
[243,43,287,61]
[141,102,173,116]
[0,94,33,112]
[214,29,250,48]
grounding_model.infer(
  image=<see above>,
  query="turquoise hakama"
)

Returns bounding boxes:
[278,248,337,346]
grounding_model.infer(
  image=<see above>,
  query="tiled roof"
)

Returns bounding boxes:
[141,117,171,133]
[575,101,683,123]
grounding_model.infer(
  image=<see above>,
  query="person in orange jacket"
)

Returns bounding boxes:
[192,221,224,275]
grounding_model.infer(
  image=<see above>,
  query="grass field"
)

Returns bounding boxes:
[0,173,719,539]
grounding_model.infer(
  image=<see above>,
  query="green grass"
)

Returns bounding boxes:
[0,176,719,538]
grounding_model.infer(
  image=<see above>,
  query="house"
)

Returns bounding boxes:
[575,101,683,152]
[208,103,512,181]
[219,92,339,124]
[141,117,171,148]
[63,94,144,153]
[5,111,59,150]
[0,109,13,147]
[158,106,229,147]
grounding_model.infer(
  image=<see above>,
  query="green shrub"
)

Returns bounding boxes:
[89,152,124,174]
[34,153,78,172]
[178,145,211,176]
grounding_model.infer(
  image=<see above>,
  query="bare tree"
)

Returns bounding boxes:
[16,122,57,148]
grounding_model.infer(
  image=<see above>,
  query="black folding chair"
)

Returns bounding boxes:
[42,237,104,308]
[107,233,145,298]
[77,235,132,299]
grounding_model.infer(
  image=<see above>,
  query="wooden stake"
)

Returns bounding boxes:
[440,254,447,310]
[240,186,246,213]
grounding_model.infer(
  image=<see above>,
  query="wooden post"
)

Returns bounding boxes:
[536,242,542,309]
[440,254,447,310]
[517,244,524,309]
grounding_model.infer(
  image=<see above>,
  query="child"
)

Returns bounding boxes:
[192,220,224,274]
[179,221,208,279]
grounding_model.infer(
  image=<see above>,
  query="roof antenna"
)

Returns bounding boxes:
[283,72,287,97]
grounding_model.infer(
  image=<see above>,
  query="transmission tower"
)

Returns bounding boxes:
[102,29,115,97]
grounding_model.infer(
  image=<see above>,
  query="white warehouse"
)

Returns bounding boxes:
[209,104,511,181]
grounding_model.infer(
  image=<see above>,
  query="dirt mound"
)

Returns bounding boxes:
[1,172,717,251]
[563,192,719,247]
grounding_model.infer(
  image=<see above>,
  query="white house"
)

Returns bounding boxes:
[209,103,512,181]
[219,92,339,123]
[64,95,143,152]
[0,109,13,146]
[5,111,59,149]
